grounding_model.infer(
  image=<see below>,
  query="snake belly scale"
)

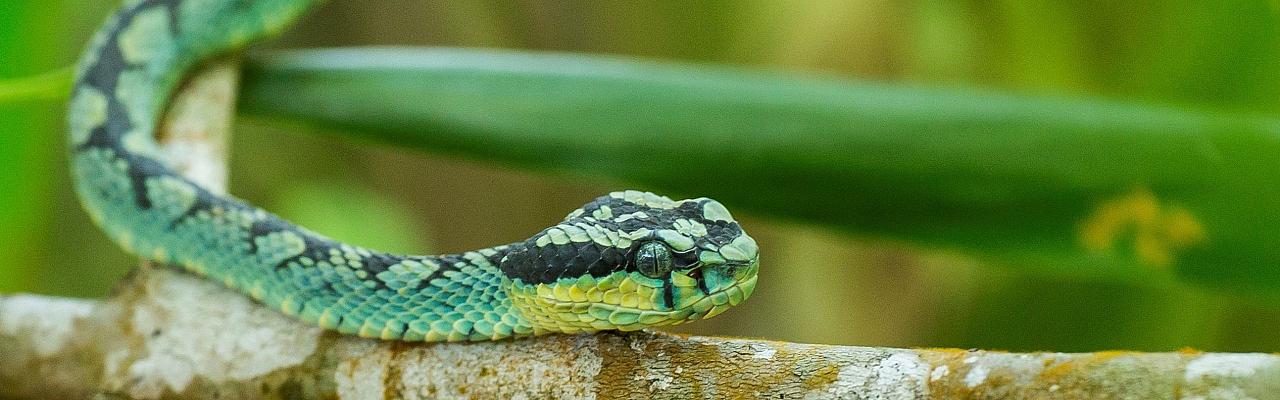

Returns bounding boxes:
[68,0,759,341]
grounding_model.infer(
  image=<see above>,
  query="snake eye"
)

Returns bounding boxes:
[635,241,673,278]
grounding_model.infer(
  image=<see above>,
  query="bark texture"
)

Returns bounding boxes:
[5,59,1280,400]
[5,274,1280,400]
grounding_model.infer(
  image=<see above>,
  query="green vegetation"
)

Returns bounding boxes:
[3,0,1279,352]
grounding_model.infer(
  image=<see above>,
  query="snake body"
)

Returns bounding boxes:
[68,0,759,341]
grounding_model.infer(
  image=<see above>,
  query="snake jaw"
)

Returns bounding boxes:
[505,255,759,334]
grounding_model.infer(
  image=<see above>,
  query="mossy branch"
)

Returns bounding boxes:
[2,58,1279,400]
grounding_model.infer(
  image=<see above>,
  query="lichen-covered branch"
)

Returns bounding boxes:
[4,269,1280,400]
[3,59,1280,400]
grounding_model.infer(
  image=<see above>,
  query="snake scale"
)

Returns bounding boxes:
[68,0,759,341]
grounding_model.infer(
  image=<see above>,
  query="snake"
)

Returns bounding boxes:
[67,0,759,342]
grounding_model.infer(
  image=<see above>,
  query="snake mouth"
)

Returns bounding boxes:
[584,257,759,329]
[570,279,757,331]
[506,256,759,333]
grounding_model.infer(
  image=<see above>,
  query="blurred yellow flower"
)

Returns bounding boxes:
[1079,188,1206,267]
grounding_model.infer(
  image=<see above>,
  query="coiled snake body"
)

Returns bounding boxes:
[68,0,759,341]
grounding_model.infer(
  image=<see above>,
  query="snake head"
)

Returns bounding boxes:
[500,190,759,334]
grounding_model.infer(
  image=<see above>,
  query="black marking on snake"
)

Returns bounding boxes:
[505,238,637,285]
[164,178,238,231]
[128,157,182,209]
[673,249,699,267]
[662,278,674,310]
[75,1,167,209]
[78,62,132,152]
[227,0,256,12]
[359,252,401,277]
[268,231,340,271]
[408,254,465,292]
[675,201,701,214]
[481,246,510,267]
[404,256,447,291]
[244,205,414,288]
[246,214,294,253]
[244,210,406,290]
[75,0,214,211]
[160,0,182,34]
[575,242,602,276]
[689,267,710,296]
[76,15,129,97]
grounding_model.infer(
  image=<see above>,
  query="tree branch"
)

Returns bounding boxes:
[4,59,1280,400]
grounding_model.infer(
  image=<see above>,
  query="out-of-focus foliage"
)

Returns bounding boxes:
[0,1,70,294]
[0,68,73,103]
[272,180,431,255]
[2,0,1279,352]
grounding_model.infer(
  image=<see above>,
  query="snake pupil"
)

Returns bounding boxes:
[636,241,673,278]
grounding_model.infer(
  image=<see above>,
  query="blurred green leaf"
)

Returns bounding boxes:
[239,48,1280,295]
[0,67,73,104]
[0,1,71,292]
[271,180,431,255]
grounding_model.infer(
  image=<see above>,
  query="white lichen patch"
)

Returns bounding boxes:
[1181,353,1280,400]
[334,345,391,400]
[964,364,989,388]
[636,360,676,393]
[348,333,602,400]
[948,351,1056,392]
[930,365,949,382]
[1185,354,1276,380]
[750,343,776,360]
[876,352,932,395]
[630,342,678,394]
[822,349,930,399]
[0,295,94,357]
[117,270,321,398]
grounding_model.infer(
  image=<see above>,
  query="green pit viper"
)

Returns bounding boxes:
[68,0,759,341]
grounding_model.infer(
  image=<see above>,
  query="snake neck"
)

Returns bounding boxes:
[283,246,537,341]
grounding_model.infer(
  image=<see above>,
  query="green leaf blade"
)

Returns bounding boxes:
[239,48,1280,295]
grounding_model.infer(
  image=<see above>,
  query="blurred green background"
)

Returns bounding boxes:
[4,0,1280,353]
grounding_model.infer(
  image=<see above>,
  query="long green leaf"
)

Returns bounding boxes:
[238,48,1280,295]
